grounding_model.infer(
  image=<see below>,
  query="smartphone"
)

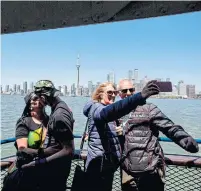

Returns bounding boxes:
[153,81,172,92]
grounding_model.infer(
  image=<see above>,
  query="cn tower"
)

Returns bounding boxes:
[76,54,80,96]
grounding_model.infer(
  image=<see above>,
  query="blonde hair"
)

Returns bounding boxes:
[92,82,116,102]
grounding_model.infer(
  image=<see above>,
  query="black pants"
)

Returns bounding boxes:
[2,161,71,191]
[85,158,115,191]
[38,161,71,191]
[121,169,164,191]
[86,170,114,191]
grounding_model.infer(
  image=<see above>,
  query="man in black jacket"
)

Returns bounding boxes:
[117,79,199,191]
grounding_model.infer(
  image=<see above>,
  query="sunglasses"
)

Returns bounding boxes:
[30,93,40,101]
[120,88,135,94]
[32,95,40,101]
[107,90,118,96]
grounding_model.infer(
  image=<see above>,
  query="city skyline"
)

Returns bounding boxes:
[0,70,199,91]
[1,58,200,93]
[1,12,201,92]
[1,68,199,97]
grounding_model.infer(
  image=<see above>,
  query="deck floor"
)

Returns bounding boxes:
[1,159,201,191]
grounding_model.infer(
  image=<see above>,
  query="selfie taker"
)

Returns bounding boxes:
[117,79,199,191]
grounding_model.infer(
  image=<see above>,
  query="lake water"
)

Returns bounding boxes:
[1,95,201,158]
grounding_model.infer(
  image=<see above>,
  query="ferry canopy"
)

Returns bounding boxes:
[1,1,201,34]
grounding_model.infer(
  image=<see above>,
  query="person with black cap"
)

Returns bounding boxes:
[19,80,75,191]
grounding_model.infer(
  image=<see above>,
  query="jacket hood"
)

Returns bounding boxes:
[83,100,95,117]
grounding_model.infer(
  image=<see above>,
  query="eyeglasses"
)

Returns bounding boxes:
[30,93,40,101]
[120,88,135,94]
[32,95,40,101]
[107,90,118,96]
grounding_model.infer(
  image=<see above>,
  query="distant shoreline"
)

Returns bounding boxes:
[1,93,200,100]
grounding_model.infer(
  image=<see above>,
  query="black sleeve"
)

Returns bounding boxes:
[95,92,146,122]
[149,104,194,147]
[44,116,49,127]
[26,110,74,167]
[15,118,29,140]
[34,110,74,166]
[53,110,74,142]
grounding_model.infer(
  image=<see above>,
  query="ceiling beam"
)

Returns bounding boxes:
[1,1,201,34]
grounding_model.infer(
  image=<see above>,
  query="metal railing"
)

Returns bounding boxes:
[1,135,201,191]
[1,136,201,145]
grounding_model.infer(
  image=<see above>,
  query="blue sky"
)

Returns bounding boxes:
[1,11,201,92]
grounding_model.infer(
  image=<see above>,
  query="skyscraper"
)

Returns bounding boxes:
[76,54,81,96]
[13,84,17,92]
[128,70,133,81]
[88,81,93,96]
[63,85,68,96]
[30,82,34,91]
[23,81,27,94]
[172,84,178,96]
[134,69,138,83]
[17,85,21,93]
[107,72,115,84]
[83,87,89,96]
[178,81,187,96]
[79,86,83,96]
[71,83,76,96]
[5,85,9,92]
[107,74,110,82]
[186,85,195,98]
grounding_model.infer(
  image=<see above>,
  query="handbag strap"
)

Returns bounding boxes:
[103,123,112,155]
[80,118,89,150]
[78,104,98,166]
[79,103,99,151]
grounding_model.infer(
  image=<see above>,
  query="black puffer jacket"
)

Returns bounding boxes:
[121,103,199,176]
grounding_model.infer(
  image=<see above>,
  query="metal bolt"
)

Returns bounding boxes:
[83,18,88,23]
[62,20,67,25]
[3,25,9,32]
[160,7,167,14]
[96,15,100,20]
[135,11,140,17]
[189,3,196,10]
[21,25,26,29]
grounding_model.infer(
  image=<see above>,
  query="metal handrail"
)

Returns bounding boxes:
[0,135,82,144]
[1,135,201,144]
[158,137,201,143]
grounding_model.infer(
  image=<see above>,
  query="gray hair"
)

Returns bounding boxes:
[117,78,133,90]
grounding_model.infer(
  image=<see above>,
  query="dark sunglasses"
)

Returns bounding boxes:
[32,96,40,101]
[120,88,135,94]
[107,90,118,96]
[30,93,40,101]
